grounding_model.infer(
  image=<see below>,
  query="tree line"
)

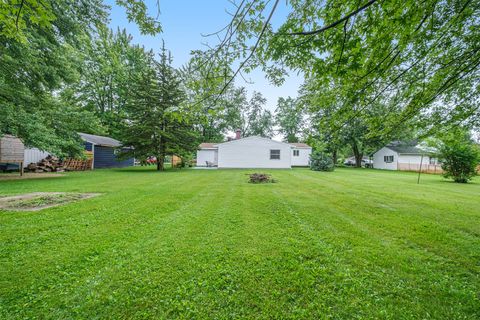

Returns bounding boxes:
[1,1,479,174]
[0,1,307,170]
[198,0,480,167]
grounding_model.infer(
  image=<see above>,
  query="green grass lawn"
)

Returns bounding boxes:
[1,167,479,319]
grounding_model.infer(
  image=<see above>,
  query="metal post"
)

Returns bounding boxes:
[417,154,423,184]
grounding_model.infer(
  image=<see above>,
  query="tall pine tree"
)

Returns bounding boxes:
[121,46,198,171]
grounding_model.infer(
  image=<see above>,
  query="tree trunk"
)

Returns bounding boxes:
[156,154,165,171]
[332,149,337,165]
[352,142,363,168]
[156,134,166,171]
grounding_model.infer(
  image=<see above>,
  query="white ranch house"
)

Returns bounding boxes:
[196,135,312,169]
[373,143,441,173]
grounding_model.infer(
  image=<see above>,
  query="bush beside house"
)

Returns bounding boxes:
[310,151,335,172]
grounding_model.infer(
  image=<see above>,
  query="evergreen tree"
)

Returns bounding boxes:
[121,46,198,171]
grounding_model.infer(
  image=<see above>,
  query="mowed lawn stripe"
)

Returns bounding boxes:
[0,167,479,319]
[288,169,479,277]
[273,169,480,317]
[291,169,480,256]
[0,170,217,318]
[57,172,231,319]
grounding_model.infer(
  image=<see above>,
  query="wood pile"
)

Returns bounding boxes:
[63,158,93,171]
[25,155,65,173]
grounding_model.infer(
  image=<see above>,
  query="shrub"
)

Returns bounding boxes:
[439,137,479,183]
[310,151,335,171]
[248,173,276,183]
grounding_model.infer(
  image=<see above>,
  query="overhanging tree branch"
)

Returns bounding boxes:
[15,0,25,30]
[286,0,379,36]
[213,0,280,102]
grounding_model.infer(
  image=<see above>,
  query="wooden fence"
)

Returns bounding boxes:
[397,163,444,174]
[63,152,94,171]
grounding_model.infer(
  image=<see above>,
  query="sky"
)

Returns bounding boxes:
[105,0,303,113]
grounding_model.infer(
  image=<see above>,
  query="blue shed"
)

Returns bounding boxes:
[78,132,134,169]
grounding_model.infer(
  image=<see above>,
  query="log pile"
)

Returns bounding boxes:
[25,155,65,173]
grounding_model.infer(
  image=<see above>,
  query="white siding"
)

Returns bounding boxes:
[291,147,312,166]
[372,147,398,170]
[196,149,217,166]
[217,136,292,168]
[397,154,431,171]
[24,148,50,165]
[398,154,430,165]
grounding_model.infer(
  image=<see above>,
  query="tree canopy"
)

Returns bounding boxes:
[1,0,478,166]
[275,96,304,143]
[197,0,479,161]
[0,1,161,155]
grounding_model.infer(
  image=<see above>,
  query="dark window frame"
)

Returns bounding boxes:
[270,149,281,160]
[293,150,299,157]
[384,155,394,163]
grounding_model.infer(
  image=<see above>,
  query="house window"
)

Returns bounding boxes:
[429,157,436,165]
[293,150,299,157]
[270,149,280,160]
[384,155,394,163]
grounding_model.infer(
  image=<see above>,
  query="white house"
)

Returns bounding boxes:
[196,135,312,169]
[373,143,439,171]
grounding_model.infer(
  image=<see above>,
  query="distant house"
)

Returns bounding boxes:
[344,156,373,167]
[79,133,134,169]
[197,131,312,168]
[372,142,440,172]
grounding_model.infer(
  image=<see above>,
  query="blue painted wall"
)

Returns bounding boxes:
[92,146,134,169]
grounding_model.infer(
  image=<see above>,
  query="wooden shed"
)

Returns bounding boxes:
[0,135,25,175]
[79,132,134,169]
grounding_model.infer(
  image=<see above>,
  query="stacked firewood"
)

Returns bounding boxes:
[25,155,65,173]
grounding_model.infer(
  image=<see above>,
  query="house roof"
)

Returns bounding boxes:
[386,145,423,154]
[220,136,293,147]
[198,143,217,149]
[78,132,122,147]
[289,142,311,148]
[198,136,300,149]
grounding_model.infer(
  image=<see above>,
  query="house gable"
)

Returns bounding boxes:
[372,147,399,170]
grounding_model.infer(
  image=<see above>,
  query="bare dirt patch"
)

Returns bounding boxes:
[0,192,100,211]
[0,173,65,181]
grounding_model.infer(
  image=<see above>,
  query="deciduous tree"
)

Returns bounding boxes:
[438,129,480,183]
[0,1,161,154]
[275,97,303,143]
[200,0,480,146]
